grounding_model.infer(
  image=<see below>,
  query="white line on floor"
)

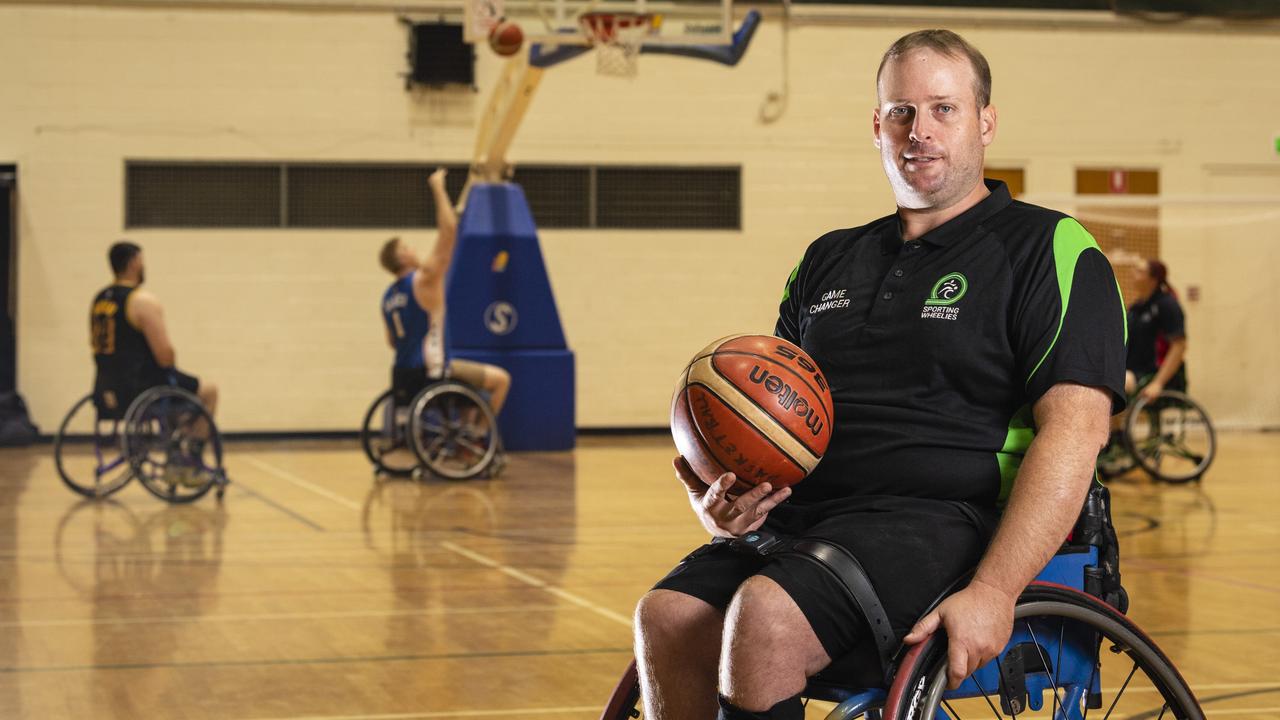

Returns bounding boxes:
[241,455,362,511]
[441,540,633,628]
[2,604,563,628]
[242,707,599,720]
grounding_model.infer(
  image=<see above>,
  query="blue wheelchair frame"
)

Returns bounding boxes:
[818,553,1105,719]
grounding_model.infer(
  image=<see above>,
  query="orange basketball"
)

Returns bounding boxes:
[671,334,833,495]
[488,20,524,57]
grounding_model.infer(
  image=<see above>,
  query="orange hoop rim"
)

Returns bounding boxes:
[578,11,660,45]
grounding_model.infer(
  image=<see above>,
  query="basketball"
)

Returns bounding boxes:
[671,334,834,494]
[488,19,524,56]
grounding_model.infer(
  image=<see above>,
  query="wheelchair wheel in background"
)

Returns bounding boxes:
[408,381,498,481]
[54,393,134,499]
[1125,390,1216,484]
[360,389,418,477]
[881,584,1203,720]
[123,387,225,503]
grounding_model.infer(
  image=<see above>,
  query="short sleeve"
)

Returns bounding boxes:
[1016,218,1128,414]
[1156,293,1186,339]
[774,255,806,345]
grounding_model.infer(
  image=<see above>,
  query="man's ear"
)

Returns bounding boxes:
[980,104,997,147]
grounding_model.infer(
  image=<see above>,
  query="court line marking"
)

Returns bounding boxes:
[441,541,633,628]
[0,646,631,674]
[234,456,631,629]
[241,455,362,511]
[1127,558,1280,596]
[242,707,599,720]
[234,481,327,531]
[1,604,563,629]
[1124,682,1280,692]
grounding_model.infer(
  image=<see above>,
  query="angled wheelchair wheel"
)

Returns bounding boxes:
[1125,390,1216,484]
[408,381,498,481]
[123,387,225,503]
[54,393,134,499]
[600,660,644,720]
[882,584,1203,720]
[360,389,418,477]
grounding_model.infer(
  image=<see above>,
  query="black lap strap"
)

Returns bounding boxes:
[789,539,897,677]
[717,532,897,679]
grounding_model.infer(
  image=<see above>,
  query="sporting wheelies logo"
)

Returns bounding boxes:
[921,272,967,320]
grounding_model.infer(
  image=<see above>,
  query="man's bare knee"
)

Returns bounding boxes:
[634,590,723,720]
[484,365,511,414]
[721,576,829,710]
[635,589,720,645]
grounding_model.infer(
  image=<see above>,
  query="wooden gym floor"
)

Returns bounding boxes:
[1,432,1277,719]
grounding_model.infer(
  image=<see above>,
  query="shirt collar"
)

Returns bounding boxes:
[878,179,1013,253]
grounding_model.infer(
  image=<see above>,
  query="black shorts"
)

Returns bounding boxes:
[391,366,430,406]
[170,368,200,394]
[95,369,200,416]
[144,369,200,394]
[1134,369,1187,394]
[653,495,998,671]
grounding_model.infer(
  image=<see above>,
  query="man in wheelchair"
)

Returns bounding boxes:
[377,168,511,473]
[632,31,1130,719]
[91,241,221,485]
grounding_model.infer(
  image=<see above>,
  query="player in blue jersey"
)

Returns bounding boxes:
[378,169,511,465]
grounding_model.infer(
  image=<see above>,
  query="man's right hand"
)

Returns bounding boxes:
[429,167,447,190]
[673,456,792,538]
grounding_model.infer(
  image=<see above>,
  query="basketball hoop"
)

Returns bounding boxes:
[578,11,661,77]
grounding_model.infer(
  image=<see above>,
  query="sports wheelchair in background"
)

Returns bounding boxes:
[600,484,1203,720]
[55,384,228,503]
[360,377,502,481]
[1100,389,1216,484]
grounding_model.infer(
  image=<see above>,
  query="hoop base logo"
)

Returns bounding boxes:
[921,272,967,321]
[484,301,518,335]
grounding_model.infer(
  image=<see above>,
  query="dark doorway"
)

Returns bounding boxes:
[1,165,15,393]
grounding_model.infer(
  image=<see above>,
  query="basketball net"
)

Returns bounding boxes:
[579,12,658,77]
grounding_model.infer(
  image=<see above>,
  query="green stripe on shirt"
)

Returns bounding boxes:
[1025,217,1102,387]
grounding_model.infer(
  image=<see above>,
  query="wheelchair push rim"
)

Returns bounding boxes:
[408,381,499,481]
[54,393,134,499]
[123,386,225,503]
[360,389,419,477]
[1124,390,1216,484]
[884,584,1203,720]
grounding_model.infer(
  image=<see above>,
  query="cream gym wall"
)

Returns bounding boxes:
[3,1,1278,431]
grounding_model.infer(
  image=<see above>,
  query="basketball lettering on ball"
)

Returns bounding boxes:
[488,20,524,57]
[671,334,833,494]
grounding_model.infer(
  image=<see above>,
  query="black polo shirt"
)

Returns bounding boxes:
[776,180,1126,507]
[1126,289,1186,378]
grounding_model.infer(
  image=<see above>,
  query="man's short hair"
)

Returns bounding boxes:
[877,29,992,109]
[108,241,141,276]
[379,237,403,275]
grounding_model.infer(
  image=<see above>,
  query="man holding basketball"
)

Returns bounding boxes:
[635,30,1126,720]
[378,168,511,470]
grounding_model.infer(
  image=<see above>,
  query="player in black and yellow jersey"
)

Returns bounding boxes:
[90,242,219,417]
